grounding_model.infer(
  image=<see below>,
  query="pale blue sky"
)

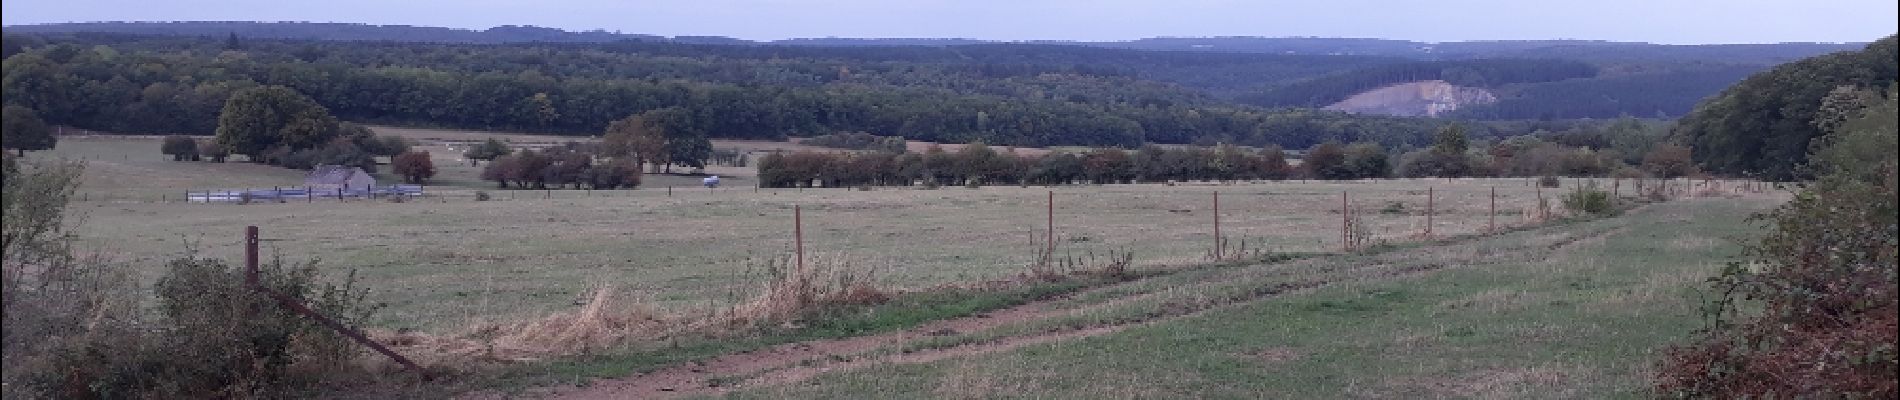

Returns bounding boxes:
[3,0,1895,44]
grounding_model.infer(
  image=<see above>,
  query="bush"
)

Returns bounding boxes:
[161,135,200,161]
[1641,143,1697,178]
[5,157,382,398]
[1538,175,1562,188]
[1561,185,1616,216]
[29,256,381,398]
[1657,87,1897,398]
[197,140,230,163]
[475,190,492,201]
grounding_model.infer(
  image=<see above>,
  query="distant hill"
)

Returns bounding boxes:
[3,21,1863,63]
[2,21,1878,122]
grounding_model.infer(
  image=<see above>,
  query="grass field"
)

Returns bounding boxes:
[689,196,1776,399]
[23,134,1782,398]
[31,136,1616,333]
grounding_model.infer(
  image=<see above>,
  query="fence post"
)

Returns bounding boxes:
[242,225,429,380]
[1425,187,1433,239]
[544,188,551,199]
[1340,191,1350,252]
[1536,184,1545,221]
[1046,191,1054,265]
[1489,186,1497,233]
[668,186,673,197]
[245,226,260,286]
[795,204,804,276]
[1213,190,1222,259]
[306,186,312,203]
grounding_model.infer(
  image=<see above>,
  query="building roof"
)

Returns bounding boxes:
[305,165,370,185]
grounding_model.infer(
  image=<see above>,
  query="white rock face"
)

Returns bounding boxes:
[1323,80,1497,117]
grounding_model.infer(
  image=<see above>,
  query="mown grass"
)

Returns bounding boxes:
[431,278,1104,396]
[720,197,1773,399]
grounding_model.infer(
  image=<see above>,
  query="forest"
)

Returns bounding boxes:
[1673,36,1897,180]
[0,32,1477,149]
[0,26,1881,157]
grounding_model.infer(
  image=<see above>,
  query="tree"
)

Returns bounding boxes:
[197,140,229,163]
[1257,145,1292,180]
[462,138,511,165]
[605,107,705,173]
[1401,124,1475,178]
[1640,143,1697,178]
[214,86,339,161]
[161,135,199,161]
[391,151,436,184]
[1675,36,1897,180]
[480,153,520,188]
[1,105,54,155]
[1304,142,1350,180]
[1343,142,1391,179]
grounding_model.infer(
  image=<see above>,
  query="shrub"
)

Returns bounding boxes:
[475,190,492,201]
[6,158,383,398]
[1538,175,1562,188]
[1641,143,1698,178]
[1560,185,1616,216]
[161,135,200,161]
[197,140,230,163]
[30,256,381,398]
[1657,87,1897,398]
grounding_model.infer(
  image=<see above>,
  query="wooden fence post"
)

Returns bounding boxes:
[1213,190,1222,259]
[1340,191,1350,252]
[1046,191,1054,265]
[1489,186,1497,233]
[1425,187,1433,239]
[795,204,804,276]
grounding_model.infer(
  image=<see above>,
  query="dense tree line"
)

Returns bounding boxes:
[9,22,1859,65]
[758,120,1697,188]
[1674,35,1897,180]
[1447,64,1765,119]
[757,143,1297,188]
[756,140,1404,188]
[0,34,1490,150]
[1236,59,1598,108]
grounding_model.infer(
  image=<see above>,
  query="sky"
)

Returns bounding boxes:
[3,0,1896,44]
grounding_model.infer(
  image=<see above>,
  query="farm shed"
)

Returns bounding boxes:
[305,165,376,190]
